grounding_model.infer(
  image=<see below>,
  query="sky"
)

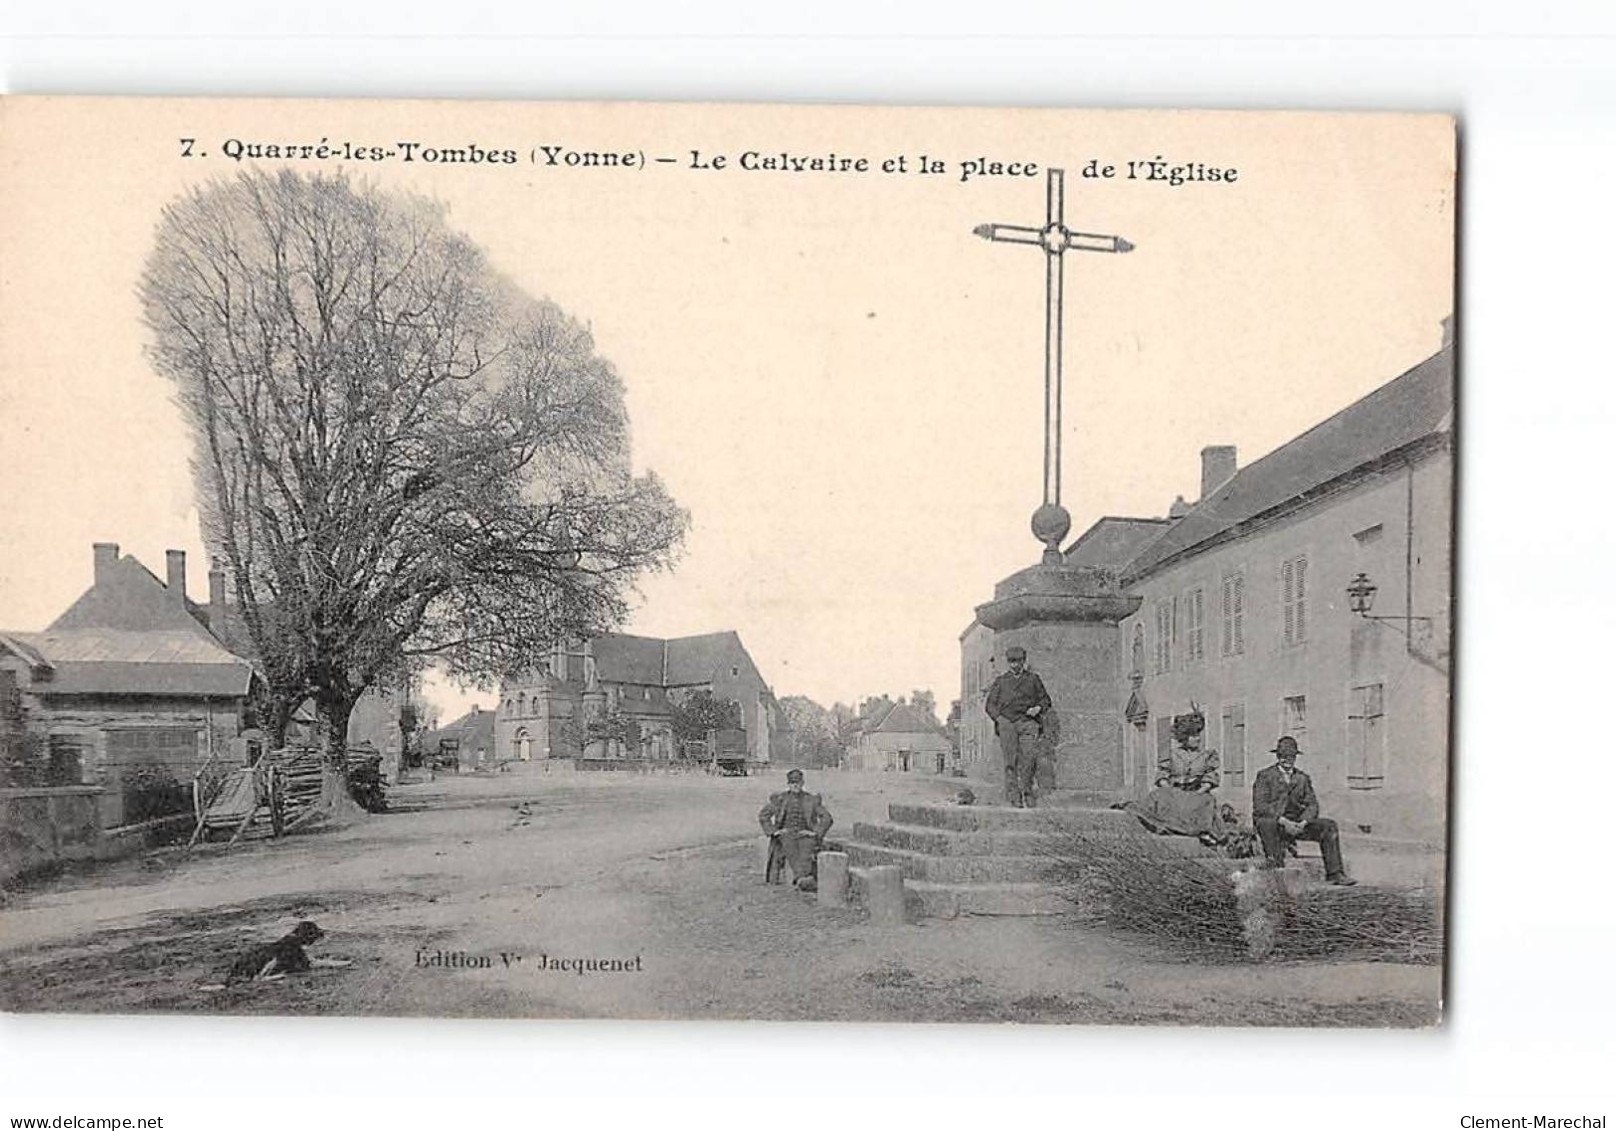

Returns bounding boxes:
[0,99,1454,721]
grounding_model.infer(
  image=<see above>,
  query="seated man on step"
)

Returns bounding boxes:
[759,768,834,891]
[1252,736,1357,886]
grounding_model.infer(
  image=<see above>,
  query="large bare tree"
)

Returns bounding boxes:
[141,169,686,758]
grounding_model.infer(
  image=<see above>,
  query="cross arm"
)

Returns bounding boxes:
[1064,231,1135,254]
[972,223,1044,246]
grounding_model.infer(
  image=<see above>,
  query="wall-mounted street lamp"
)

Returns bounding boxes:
[1346,572,1433,638]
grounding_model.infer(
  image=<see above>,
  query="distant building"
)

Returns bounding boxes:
[844,700,952,774]
[962,341,1453,840]
[0,544,256,827]
[418,706,497,773]
[495,631,782,767]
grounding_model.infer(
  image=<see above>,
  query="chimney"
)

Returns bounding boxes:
[165,549,187,604]
[1200,445,1238,500]
[209,558,227,624]
[1168,495,1191,519]
[92,542,119,586]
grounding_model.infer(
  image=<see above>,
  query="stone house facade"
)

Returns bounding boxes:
[0,544,257,828]
[962,341,1453,841]
[844,701,953,774]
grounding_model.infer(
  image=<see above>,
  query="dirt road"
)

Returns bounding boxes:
[0,770,1439,1025]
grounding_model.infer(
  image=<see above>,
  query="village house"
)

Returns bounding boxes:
[494,631,782,768]
[0,544,257,830]
[843,700,953,774]
[417,706,497,773]
[962,337,1453,841]
[1,542,426,819]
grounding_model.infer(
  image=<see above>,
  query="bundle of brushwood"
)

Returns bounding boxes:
[1048,830,1442,964]
[273,747,377,830]
[270,748,328,829]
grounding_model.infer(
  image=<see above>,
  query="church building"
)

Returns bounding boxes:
[495,630,782,768]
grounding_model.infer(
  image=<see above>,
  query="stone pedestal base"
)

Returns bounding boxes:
[975,563,1140,794]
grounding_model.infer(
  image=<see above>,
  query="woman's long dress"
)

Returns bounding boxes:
[1123,746,1229,839]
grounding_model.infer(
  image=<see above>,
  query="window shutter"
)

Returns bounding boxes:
[1295,556,1308,643]
[1282,559,1295,645]
[1347,684,1366,786]
[1221,703,1246,787]
[1365,682,1385,786]
[1232,575,1244,654]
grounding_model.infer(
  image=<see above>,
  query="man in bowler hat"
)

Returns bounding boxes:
[1251,736,1356,885]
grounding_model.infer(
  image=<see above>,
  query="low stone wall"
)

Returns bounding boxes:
[0,785,106,886]
[0,787,196,887]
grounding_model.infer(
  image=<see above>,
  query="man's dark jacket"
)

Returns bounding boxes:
[984,670,1052,727]
[758,791,834,838]
[1251,763,1321,823]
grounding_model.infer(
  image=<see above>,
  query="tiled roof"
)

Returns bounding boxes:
[48,556,211,636]
[11,551,257,699]
[591,633,667,685]
[8,627,255,697]
[1063,517,1173,569]
[31,660,255,698]
[1123,346,1453,580]
[422,707,497,752]
[14,628,245,666]
[868,701,947,737]
[664,631,746,687]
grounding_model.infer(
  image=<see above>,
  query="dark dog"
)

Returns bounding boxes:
[201,920,350,990]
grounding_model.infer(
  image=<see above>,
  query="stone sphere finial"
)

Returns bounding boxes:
[1031,503,1072,563]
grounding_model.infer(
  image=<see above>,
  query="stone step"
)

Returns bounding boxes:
[904,881,1070,919]
[887,801,1138,835]
[1196,855,1326,879]
[849,821,1073,857]
[843,840,1062,884]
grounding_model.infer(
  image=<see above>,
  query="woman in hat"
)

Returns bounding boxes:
[1120,708,1231,844]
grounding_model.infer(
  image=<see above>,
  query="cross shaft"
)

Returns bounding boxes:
[974,168,1133,559]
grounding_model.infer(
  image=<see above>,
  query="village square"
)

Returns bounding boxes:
[0,105,1453,1026]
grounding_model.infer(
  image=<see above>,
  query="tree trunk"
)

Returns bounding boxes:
[267,696,295,750]
[316,693,356,766]
[283,691,366,830]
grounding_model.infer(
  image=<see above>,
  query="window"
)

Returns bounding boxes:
[1220,572,1245,657]
[1354,524,1384,547]
[1282,555,1309,647]
[1155,715,1173,777]
[730,665,740,677]
[1347,683,1386,789]
[1185,586,1206,663]
[1154,599,1174,673]
[1220,702,1246,787]
[46,735,85,786]
[1282,695,1308,744]
[1131,623,1145,676]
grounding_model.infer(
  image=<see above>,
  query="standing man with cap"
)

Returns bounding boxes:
[759,768,834,891]
[1251,736,1356,885]
[984,645,1053,808]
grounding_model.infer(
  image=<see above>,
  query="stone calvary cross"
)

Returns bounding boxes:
[974,168,1134,563]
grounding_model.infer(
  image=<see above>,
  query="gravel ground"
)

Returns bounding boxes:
[0,769,1440,1025]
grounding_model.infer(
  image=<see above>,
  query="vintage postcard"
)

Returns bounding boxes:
[0,97,1454,1025]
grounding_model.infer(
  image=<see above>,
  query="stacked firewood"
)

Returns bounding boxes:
[1047,830,1442,965]
[269,749,329,829]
